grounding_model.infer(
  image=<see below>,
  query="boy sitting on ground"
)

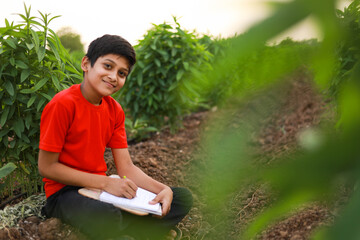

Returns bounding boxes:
[38,34,193,239]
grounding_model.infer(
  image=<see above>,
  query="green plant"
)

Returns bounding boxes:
[56,26,84,53]
[181,0,360,239]
[330,0,360,96]
[125,117,158,143]
[117,17,212,130]
[187,37,318,107]
[0,4,81,197]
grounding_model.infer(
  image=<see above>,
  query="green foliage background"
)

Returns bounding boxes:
[117,17,212,130]
[180,0,360,239]
[0,5,81,197]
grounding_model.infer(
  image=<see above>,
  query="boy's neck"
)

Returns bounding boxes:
[80,82,102,106]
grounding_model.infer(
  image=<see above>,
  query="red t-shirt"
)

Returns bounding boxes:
[39,84,128,198]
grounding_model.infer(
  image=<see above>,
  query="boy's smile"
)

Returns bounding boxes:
[80,54,129,105]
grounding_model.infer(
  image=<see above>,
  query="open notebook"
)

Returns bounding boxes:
[78,174,163,216]
[99,187,162,216]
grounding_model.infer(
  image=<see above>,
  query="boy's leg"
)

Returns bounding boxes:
[123,187,193,238]
[42,186,193,239]
[161,187,193,227]
[43,186,134,239]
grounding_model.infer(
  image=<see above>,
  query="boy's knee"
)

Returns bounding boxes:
[172,187,193,211]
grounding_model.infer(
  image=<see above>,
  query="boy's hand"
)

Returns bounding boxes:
[104,177,138,199]
[149,186,173,217]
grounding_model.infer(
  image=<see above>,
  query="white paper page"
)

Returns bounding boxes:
[99,187,162,215]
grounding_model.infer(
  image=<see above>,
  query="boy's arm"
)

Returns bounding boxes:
[38,149,137,198]
[112,148,173,216]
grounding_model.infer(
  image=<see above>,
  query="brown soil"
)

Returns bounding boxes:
[0,70,341,239]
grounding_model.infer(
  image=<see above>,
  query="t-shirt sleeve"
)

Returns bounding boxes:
[106,102,128,149]
[39,100,72,152]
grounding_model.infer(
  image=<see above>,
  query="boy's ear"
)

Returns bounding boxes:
[81,56,90,72]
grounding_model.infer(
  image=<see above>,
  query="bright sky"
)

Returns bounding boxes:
[0,0,352,48]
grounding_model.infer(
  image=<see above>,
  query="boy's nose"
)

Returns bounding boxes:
[108,71,117,81]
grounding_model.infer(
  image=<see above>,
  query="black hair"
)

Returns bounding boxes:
[86,34,136,72]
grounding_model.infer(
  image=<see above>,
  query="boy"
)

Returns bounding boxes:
[38,34,192,239]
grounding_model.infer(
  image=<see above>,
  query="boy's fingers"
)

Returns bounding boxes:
[127,180,138,192]
[122,178,138,191]
[125,191,135,199]
[149,195,160,204]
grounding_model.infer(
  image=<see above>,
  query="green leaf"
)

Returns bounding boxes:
[20,89,33,94]
[37,98,46,112]
[3,80,14,96]
[26,42,34,50]
[125,91,132,103]
[157,49,169,61]
[20,162,30,175]
[21,69,30,82]
[148,97,153,106]
[0,107,10,127]
[30,29,39,51]
[137,61,145,68]
[171,48,177,57]
[5,18,10,28]
[24,113,32,129]
[33,77,49,91]
[21,134,30,144]
[0,162,17,179]
[5,38,16,49]
[10,57,15,66]
[137,73,143,86]
[15,60,28,69]
[183,62,190,71]
[134,102,139,112]
[13,118,24,138]
[47,38,61,62]
[27,95,37,108]
[176,69,185,81]
[26,153,36,165]
[37,46,46,62]
[154,58,161,67]
[168,83,177,92]
[51,75,61,91]
[166,39,173,47]
[0,129,10,138]
[144,52,152,60]
[39,92,52,101]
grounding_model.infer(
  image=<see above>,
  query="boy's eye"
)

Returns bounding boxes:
[104,64,111,69]
[118,71,127,77]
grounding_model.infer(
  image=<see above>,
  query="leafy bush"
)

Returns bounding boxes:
[330,0,360,96]
[188,37,318,107]
[117,17,212,129]
[0,4,81,197]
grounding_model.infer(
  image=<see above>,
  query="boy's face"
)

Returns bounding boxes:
[81,54,129,104]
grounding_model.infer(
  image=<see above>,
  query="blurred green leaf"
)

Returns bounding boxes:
[15,60,28,69]
[0,162,17,179]
[5,38,17,49]
[37,46,46,62]
[0,107,10,126]
[3,80,15,96]
[20,69,30,82]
